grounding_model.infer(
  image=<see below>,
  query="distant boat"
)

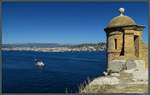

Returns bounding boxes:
[34,58,45,67]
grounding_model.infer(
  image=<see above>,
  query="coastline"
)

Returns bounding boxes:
[2,47,106,52]
[80,69,148,93]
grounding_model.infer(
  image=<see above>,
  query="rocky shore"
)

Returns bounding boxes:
[79,60,148,93]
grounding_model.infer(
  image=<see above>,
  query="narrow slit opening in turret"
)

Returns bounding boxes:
[115,39,117,49]
[134,36,139,57]
[120,31,125,56]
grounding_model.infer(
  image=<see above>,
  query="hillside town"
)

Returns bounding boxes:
[2,43,106,52]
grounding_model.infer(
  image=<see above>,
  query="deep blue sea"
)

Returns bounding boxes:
[2,50,106,93]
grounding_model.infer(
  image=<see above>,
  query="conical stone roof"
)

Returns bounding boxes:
[107,8,137,28]
[108,16,136,28]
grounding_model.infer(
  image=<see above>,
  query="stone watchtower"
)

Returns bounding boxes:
[104,8,148,73]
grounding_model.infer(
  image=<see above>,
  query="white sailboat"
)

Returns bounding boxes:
[34,59,45,67]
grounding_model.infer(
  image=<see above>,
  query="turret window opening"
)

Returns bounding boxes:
[115,39,117,49]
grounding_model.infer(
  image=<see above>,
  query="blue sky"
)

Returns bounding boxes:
[2,2,148,44]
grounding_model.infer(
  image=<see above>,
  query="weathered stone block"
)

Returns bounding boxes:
[134,60,145,70]
[125,60,136,70]
[109,60,146,73]
[109,60,126,73]
[132,69,148,81]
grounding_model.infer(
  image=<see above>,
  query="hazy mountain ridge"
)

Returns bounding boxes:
[2,43,62,47]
